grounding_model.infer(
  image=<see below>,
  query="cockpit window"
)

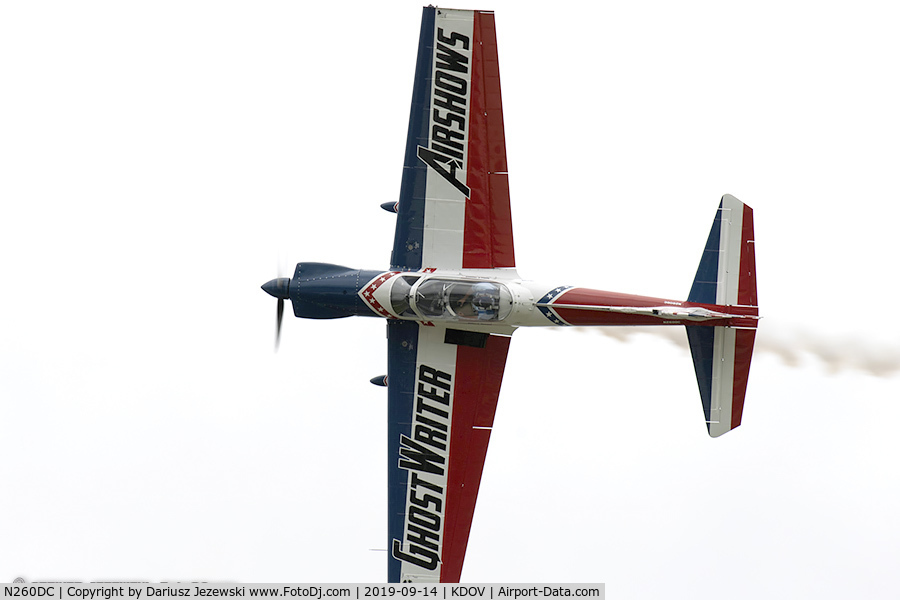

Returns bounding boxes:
[413,279,512,321]
[390,275,420,317]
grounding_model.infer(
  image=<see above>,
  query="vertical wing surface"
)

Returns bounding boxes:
[387,320,511,582]
[391,7,514,271]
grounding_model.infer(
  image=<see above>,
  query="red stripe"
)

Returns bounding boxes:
[730,328,756,429]
[463,11,515,269]
[738,204,758,307]
[731,204,757,429]
[550,288,758,326]
[554,288,699,326]
[440,333,511,582]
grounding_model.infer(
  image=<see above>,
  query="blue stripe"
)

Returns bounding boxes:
[687,200,723,304]
[685,325,715,434]
[391,6,435,271]
[386,319,420,582]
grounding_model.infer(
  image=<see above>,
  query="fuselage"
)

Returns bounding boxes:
[262,263,759,332]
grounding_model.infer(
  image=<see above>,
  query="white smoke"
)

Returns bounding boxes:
[560,325,900,378]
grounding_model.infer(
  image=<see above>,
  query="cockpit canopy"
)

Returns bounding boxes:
[390,275,420,317]
[390,276,513,321]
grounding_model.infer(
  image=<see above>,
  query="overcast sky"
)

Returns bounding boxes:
[2,1,899,597]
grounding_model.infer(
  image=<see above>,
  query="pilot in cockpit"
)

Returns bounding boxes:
[454,282,497,320]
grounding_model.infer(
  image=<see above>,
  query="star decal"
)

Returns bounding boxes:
[537,285,573,326]
[358,271,400,317]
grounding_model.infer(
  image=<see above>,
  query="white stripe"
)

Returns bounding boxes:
[716,194,745,306]
[708,327,736,438]
[421,9,474,270]
[398,325,458,582]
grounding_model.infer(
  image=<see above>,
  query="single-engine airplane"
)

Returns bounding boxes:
[262,6,759,583]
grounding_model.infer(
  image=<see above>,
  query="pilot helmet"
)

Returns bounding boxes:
[473,291,495,311]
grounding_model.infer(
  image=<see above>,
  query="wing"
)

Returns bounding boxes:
[391,7,514,271]
[386,319,511,583]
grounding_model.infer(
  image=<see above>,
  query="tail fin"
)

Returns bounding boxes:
[688,194,757,307]
[686,195,758,437]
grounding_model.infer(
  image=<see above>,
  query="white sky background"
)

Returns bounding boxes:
[2,0,899,596]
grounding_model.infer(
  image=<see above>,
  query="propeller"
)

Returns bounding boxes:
[262,277,291,351]
[275,297,284,350]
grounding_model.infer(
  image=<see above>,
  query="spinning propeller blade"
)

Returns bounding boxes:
[262,277,291,352]
[275,298,284,350]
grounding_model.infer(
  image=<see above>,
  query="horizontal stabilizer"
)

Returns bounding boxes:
[686,325,756,437]
[688,194,757,307]
[686,196,758,437]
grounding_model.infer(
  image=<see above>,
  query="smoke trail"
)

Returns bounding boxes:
[759,329,900,377]
[561,325,900,378]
